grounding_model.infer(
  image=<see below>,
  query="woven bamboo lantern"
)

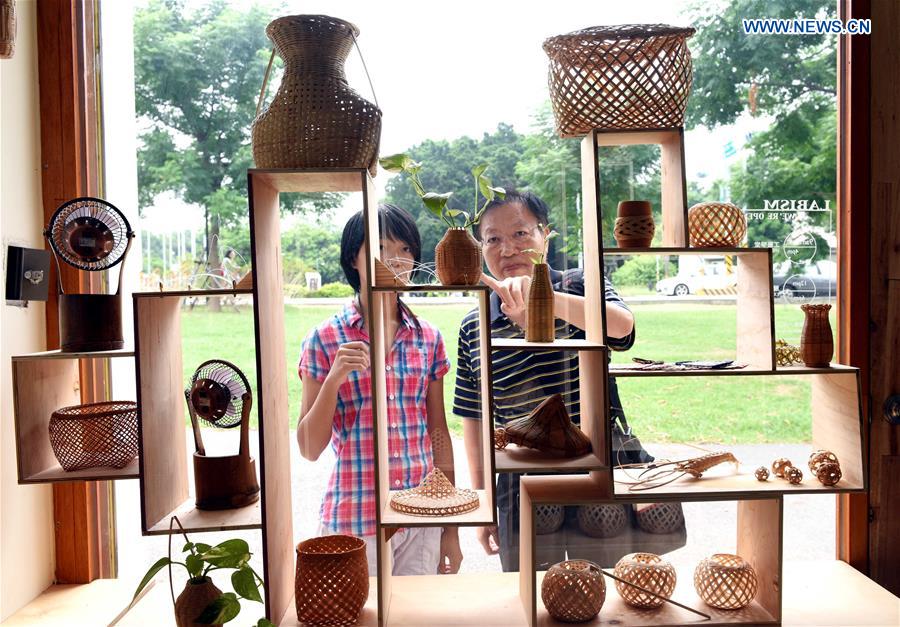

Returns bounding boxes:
[688,202,747,247]
[614,200,655,248]
[48,401,138,471]
[576,504,628,538]
[536,505,566,535]
[694,553,758,610]
[295,535,369,626]
[541,560,606,622]
[635,502,685,534]
[614,553,677,609]
[543,24,695,136]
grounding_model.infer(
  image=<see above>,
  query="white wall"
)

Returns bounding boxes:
[0,0,56,619]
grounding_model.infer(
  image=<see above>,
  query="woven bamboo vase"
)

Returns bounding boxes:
[614,200,655,248]
[527,262,555,342]
[799,303,833,367]
[251,15,381,174]
[435,228,482,286]
[295,535,369,626]
[541,560,606,622]
[174,577,223,627]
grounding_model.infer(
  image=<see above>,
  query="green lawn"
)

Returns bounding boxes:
[180,300,830,443]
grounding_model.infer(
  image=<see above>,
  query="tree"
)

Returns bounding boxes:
[134,0,343,308]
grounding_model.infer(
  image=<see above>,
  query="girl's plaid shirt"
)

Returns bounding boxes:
[299,301,450,536]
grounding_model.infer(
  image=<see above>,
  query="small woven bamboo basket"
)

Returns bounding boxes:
[48,401,138,471]
[613,552,677,609]
[535,505,566,535]
[694,553,758,610]
[688,202,747,247]
[389,468,479,517]
[295,535,369,626]
[576,504,628,538]
[541,560,606,622]
[543,24,695,137]
[635,502,685,534]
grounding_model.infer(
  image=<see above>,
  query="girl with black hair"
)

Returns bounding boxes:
[296,204,462,576]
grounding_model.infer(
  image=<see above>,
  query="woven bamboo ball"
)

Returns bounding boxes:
[771,458,792,478]
[636,502,684,534]
[576,504,628,538]
[694,553,758,610]
[613,552,677,609]
[785,466,803,485]
[688,202,747,247]
[535,505,566,535]
[816,462,842,486]
[808,449,839,473]
[754,467,769,482]
[541,560,606,622]
[493,427,508,450]
[775,339,802,367]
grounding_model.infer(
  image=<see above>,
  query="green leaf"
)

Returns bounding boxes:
[182,541,194,553]
[378,153,411,172]
[186,554,204,579]
[196,592,241,624]
[232,567,264,603]
[445,209,470,221]
[201,539,251,569]
[421,192,452,218]
[256,620,276,627]
[471,163,488,178]
[132,557,172,601]
[193,543,212,554]
[491,186,506,199]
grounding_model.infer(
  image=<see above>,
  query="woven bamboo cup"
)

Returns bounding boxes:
[527,262,555,342]
[800,303,833,367]
[614,200,655,248]
[435,228,482,286]
[614,553,677,609]
[295,535,369,626]
[541,560,606,622]
[693,553,758,610]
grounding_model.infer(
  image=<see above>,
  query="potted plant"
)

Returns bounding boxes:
[379,153,505,286]
[523,227,557,342]
[132,518,273,627]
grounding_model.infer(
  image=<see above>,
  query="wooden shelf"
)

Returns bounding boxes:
[12,348,134,360]
[145,497,262,535]
[495,446,607,473]
[609,363,858,377]
[23,458,139,484]
[379,489,494,527]
[604,247,771,256]
[492,338,606,351]
[249,167,369,193]
[372,284,489,293]
[132,288,253,298]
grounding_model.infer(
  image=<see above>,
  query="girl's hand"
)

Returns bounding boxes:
[481,273,531,329]
[327,341,370,383]
[475,525,500,555]
[438,527,463,574]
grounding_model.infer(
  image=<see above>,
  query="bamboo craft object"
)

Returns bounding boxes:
[613,553,677,609]
[295,535,369,626]
[526,262,555,342]
[495,394,591,458]
[694,553,759,610]
[614,200,655,248]
[799,303,833,367]
[434,228,482,286]
[48,401,138,471]
[541,560,606,622]
[389,467,479,516]
[688,201,747,247]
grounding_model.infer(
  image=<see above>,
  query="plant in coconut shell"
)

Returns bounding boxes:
[132,525,273,626]
[379,153,505,286]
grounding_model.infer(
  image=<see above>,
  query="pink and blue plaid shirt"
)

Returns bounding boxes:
[298,301,450,536]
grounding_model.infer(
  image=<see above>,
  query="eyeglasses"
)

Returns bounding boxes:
[481,224,543,251]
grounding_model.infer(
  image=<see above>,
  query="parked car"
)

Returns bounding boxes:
[655,263,737,296]
[772,260,836,300]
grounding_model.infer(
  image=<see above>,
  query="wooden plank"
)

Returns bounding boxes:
[736,249,775,369]
[247,171,293,623]
[145,498,262,535]
[606,247,766,256]
[477,290,497,517]
[593,129,682,146]
[811,372,865,489]
[520,474,612,506]
[520,476,536,627]
[660,129,688,247]
[491,338,606,351]
[3,579,147,626]
[610,364,858,377]
[380,490,493,527]
[495,448,606,473]
[372,285,491,293]
[131,288,253,298]
[26,459,139,484]
[871,455,900,592]
[12,349,134,360]
[12,359,81,481]
[581,131,606,344]
[736,498,782,621]
[579,351,610,474]
[248,168,367,193]
[134,295,189,533]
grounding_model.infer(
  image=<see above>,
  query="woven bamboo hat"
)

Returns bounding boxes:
[390,468,479,517]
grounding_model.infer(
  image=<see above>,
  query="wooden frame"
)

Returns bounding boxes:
[519,474,783,627]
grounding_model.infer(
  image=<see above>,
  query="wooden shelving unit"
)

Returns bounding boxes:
[11,349,139,483]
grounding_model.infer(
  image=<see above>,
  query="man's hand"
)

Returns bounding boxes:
[481,273,531,329]
[438,527,463,574]
[476,525,500,555]
[326,341,369,383]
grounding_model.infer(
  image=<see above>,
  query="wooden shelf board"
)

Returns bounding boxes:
[593,128,682,146]
[612,467,865,499]
[534,569,778,626]
[132,288,253,298]
[11,348,134,360]
[2,579,153,627]
[776,364,858,374]
[604,247,770,256]
[495,446,607,473]
[492,338,607,351]
[372,284,490,293]
[21,458,139,484]
[249,168,368,193]
[145,497,262,535]
[609,363,858,377]
[379,489,493,527]
[522,474,613,505]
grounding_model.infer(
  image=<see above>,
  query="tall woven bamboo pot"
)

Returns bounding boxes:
[527,262,555,342]
[251,15,381,174]
[800,303,833,367]
[435,228,482,286]
[174,577,223,627]
[295,535,369,626]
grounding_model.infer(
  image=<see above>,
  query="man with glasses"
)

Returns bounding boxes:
[453,190,656,571]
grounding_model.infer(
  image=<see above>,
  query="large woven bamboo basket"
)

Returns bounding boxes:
[48,401,138,471]
[295,535,369,626]
[543,24,695,137]
[251,15,381,174]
